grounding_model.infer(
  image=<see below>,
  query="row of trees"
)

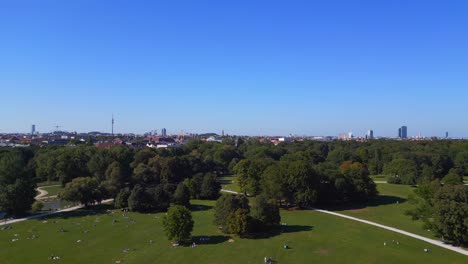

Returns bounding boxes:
[2,139,468,216]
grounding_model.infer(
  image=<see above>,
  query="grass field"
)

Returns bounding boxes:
[41,185,64,197]
[37,181,61,187]
[219,175,241,193]
[370,175,388,181]
[333,184,436,239]
[1,200,466,264]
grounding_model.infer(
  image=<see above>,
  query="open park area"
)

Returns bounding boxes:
[1,198,466,264]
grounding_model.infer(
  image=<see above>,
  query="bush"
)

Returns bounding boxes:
[31,201,44,213]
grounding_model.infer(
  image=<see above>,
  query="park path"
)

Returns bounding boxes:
[311,208,468,256]
[35,185,61,200]
[220,189,468,256]
[0,199,114,226]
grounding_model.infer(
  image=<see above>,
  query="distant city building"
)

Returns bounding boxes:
[161,128,167,137]
[445,132,449,138]
[339,132,353,141]
[367,130,374,139]
[401,126,408,139]
[398,126,407,139]
[31,124,36,135]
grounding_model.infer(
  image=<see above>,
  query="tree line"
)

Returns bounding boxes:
[0,139,466,243]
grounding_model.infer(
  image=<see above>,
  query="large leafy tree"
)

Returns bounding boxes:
[200,173,221,200]
[214,194,249,230]
[163,205,194,243]
[384,158,418,185]
[433,185,468,245]
[173,183,191,208]
[59,177,102,207]
[0,153,36,215]
[250,194,280,231]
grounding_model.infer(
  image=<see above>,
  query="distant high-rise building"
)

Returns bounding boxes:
[401,126,408,139]
[111,115,114,136]
[367,130,374,139]
[398,128,402,138]
[445,132,449,138]
[222,130,225,137]
[161,128,167,137]
[31,124,36,135]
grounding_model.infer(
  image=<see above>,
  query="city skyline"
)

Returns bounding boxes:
[0,121,459,139]
[1,1,467,136]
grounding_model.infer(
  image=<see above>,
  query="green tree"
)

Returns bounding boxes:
[0,153,36,215]
[250,194,280,231]
[214,194,249,231]
[114,189,131,209]
[173,183,191,207]
[200,173,221,199]
[163,205,194,243]
[226,208,251,235]
[433,185,468,245]
[59,177,102,206]
[442,169,463,185]
[384,158,418,185]
[102,161,125,197]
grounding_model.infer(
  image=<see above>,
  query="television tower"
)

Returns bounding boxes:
[112,114,114,136]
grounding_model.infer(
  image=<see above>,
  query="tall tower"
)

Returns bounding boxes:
[161,128,167,137]
[112,114,114,136]
[401,126,408,139]
[31,124,36,135]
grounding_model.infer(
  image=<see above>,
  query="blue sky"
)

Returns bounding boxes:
[1,0,467,137]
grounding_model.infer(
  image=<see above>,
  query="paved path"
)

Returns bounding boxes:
[0,199,114,226]
[311,208,468,256]
[220,189,467,256]
[35,185,62,200]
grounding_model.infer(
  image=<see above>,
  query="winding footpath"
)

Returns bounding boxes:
[220,189,468,256]
[35,185,61,200]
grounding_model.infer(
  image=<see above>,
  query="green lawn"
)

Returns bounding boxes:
[37,181,61,187]
[41,185,64,197]
[333,184,437,239]
[219,175,241,193]
[370,175,388,181]
[1,200,466,264]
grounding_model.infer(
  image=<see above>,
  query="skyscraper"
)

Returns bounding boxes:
[401,126,408,139]
[161,128,167,137]
[398,128,402,138]
[367,130,374,139]
[31,124,36,135]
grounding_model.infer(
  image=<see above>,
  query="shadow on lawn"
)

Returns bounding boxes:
[191,204,213,211]
[324,195,407,211]
[243,225,314,239]
[35,204,114,221]
[192,235,231,245]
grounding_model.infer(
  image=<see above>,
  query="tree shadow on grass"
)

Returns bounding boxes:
[324,195,407,211]
[192,235,231,245]
[35,204,115,221]
[191,204,213,212]
[243,225,314,240]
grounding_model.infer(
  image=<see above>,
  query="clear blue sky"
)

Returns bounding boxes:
[1,0,467,137]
